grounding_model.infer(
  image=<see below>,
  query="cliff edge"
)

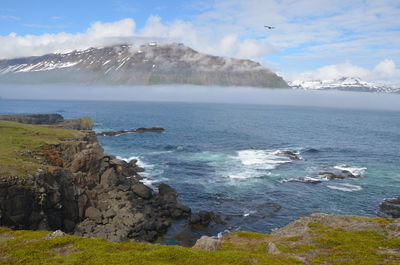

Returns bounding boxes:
[0,116,191,242]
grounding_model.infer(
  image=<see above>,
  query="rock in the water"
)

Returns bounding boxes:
[379,198,400,218]
[97,127,165,136]
[189,211,226,226]
[278,151,301,160]
[318,170,357,180]
[193,236,221,251]
[132,183,153,199]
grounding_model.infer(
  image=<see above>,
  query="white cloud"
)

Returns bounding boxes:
[0,19,136,59]
[0,0,399,84]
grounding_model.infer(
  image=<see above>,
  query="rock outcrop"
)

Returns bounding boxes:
[192,236,222,251]
[379,198,400,218]
[0,117,190,242]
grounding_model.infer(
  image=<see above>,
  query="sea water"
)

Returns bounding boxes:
[1,96,400,241]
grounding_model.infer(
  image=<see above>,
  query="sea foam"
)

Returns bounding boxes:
[327,183,363,192]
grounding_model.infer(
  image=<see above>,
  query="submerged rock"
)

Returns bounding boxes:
[189,211,226,227]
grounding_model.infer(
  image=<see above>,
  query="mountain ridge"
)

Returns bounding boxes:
[289,76,400,93]
[0,43,289,88]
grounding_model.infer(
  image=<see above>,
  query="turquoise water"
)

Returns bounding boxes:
[1,99,400,238]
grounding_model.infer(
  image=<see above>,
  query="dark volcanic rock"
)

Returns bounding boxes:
[318,170,357,180]
[379,198,400,218]
[132,183,153,199]
[278,151,301,160]
[189,211,226,227]
[97,127,165,136]
[0,119,193,243]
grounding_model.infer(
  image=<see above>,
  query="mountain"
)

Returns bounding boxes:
[289,77,400,93]
[0,43,289,88]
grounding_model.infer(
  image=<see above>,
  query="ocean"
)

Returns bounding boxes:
[1,96,400,243]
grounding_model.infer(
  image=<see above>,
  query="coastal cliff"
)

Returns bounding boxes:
[0,114,399,264]
[0,117,190,242]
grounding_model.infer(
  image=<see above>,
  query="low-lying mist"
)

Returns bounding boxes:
[1,85,400,111]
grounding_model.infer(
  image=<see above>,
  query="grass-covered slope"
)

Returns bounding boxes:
[1,214,399,265]
[0,120,83,178]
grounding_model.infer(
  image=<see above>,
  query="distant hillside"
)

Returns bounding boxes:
[0,43,289,88]
[289,77,400,93]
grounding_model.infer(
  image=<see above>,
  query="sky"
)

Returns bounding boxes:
[1,0,400,83]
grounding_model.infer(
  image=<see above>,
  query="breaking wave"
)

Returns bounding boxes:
[333,164,366,176]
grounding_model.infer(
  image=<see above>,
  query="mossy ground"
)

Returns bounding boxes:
[0,120,83,178]
[1,219,398,265]
[0,227,300,265]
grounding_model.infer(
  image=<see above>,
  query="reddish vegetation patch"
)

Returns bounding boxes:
[43,147,63,167]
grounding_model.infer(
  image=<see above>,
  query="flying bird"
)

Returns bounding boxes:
[264,25,275,29]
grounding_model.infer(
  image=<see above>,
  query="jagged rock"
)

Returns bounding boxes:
[100,168,119,188]
[379,198,400,218]
[193,236,221,251]
[0,115,209,243]
[85,207,102,223]
[132,184,153,199]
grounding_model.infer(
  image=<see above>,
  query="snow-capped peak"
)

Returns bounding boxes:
[289,77,400,93]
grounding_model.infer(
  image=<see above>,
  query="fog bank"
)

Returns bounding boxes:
[1,85,400,111]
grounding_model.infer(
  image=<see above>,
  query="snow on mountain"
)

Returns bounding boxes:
[289,77,400,93]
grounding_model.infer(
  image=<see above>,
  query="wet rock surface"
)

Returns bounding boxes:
[379,198,400,218]
[277,151,301,160]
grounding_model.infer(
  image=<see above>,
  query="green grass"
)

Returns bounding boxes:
[0,228,301,265]
[228,231,271,240]
[309,223,400,265]
[0,120,83,178]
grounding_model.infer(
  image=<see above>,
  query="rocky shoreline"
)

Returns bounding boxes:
[0,114,221,243]
[0,113,399,249]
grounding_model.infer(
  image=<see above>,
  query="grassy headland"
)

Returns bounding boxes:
[0,120,82,178]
